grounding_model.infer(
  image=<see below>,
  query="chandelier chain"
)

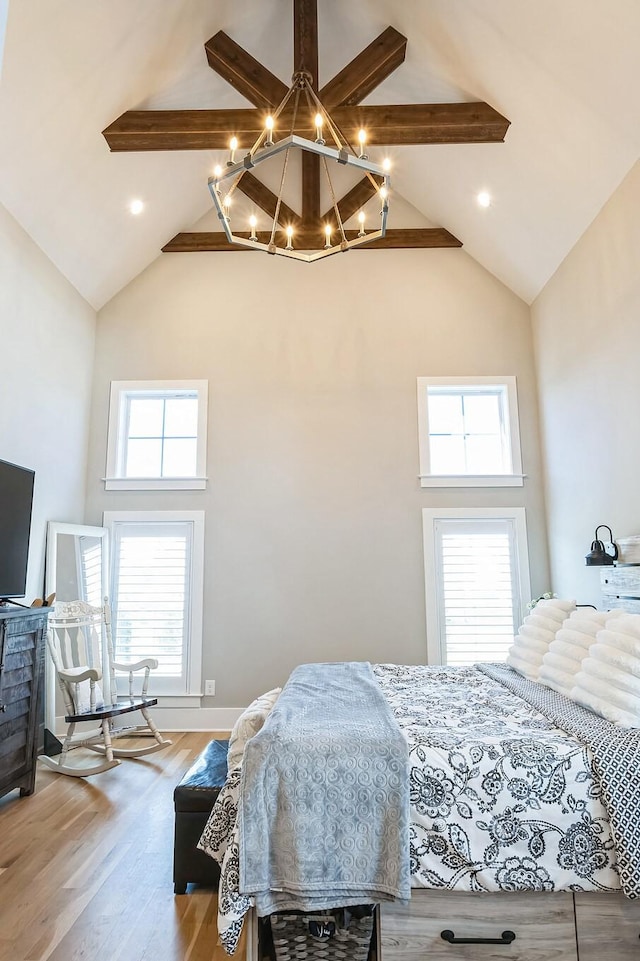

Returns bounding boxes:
[267,86,301,245]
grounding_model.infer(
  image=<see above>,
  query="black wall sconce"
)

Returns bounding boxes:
[585,525,619,566]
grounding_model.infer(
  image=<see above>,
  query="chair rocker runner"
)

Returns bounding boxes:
[39,599,171,777]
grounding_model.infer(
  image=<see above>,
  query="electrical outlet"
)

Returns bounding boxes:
[205,680,216,696]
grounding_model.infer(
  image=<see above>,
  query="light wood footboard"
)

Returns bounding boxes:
[380,891,576,960]
[250,891,640,960]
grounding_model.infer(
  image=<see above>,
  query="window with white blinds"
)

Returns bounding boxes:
[104,511,204,697]
[78,536,103,609]
[422,508,531,666]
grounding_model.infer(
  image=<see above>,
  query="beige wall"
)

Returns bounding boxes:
[88,246,547,706]
[532,159,640,607]
[0,0,7,79]
[0,202,96,601]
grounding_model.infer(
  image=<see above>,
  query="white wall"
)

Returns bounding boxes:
[0,202,96,601]
[532,159,640,606]
[0,0,7,80]
[87,246,547,707]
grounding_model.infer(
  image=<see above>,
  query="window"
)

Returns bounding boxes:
[105,380,208,490]
[417,376,523,487]
[422,507,531,665]
[103,511,204,697]
[78,535,103,609]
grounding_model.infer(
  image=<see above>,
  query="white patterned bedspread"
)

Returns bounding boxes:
[202,663,621,954]
[372,664,620,894]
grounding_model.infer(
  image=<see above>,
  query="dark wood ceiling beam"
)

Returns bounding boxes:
[162,227,462,252]
[294,0,321,223]
[102,109,268,151]
[236,171,302,229]
[293,0,318,89]
[102,102,509,151]
[355,227,461,249]
[320,27,407,108]
[204,31,288,109]
[321,176,383,230]
[344,103,510,145]
[302,153,320,224]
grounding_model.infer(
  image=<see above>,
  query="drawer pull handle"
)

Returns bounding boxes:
[441,929,516,946]
[0,704,6,713]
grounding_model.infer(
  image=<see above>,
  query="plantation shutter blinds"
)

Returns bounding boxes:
[433,517,519,665]
[110,521,192,685]
[79,536,103,609]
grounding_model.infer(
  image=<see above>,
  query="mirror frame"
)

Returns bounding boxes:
[44,521,110,737]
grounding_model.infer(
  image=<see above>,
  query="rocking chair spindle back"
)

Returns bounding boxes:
[39,599,171,777]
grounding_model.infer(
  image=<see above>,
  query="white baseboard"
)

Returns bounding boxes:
[152,706,244,731]
[54,706,244,736]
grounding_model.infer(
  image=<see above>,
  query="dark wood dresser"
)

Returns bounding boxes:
[0,605,48,799]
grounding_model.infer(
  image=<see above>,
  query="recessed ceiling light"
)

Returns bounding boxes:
[129,199,144,215]
[477,191,491,208]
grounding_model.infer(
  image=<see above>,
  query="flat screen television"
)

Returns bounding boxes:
[0,458,35,601]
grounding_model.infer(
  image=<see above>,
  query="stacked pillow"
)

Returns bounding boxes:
[571,614,640,728]
[227,687,281,771]
[538,608,619,697]
[506,598,576,681]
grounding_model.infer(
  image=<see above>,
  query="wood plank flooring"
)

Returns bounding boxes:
[0,733,236,961]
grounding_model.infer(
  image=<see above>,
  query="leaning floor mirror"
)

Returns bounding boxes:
[44,521,109,743]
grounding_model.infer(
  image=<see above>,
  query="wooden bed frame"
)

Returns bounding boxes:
[245,888,640,960]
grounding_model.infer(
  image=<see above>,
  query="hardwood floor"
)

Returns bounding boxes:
[0,733,237,961]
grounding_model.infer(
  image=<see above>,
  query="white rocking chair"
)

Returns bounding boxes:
[39,599,171,777]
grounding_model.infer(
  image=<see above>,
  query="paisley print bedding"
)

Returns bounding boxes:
[372,664,619,895]
[201,663,622,954]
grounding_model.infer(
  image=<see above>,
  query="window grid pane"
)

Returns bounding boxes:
[124,392,199,479]
[125,439,163,477]
[164,397,198,436]
[127,398,165,437]
[162,438,198,477]
[427,387,510,475]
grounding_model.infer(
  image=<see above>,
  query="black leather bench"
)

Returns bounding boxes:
[173,738,229,894]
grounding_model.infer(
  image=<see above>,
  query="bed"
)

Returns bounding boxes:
[199,660,640,960]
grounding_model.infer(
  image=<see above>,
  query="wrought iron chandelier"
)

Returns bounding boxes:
[208,70,391,262]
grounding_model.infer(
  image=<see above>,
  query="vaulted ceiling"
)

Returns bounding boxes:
[1,0,639,309]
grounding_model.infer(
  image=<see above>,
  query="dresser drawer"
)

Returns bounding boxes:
[601,594,640,613]
[380,891,577,961]
[574,893,640,961]
[601,567,640,597]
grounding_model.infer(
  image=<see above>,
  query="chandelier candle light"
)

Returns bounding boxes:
[207,70,391,263]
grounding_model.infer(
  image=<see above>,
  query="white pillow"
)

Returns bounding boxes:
[227,688,281,772]
[570,614,640,727]
[539,608,617,697]
[506,598,576,681]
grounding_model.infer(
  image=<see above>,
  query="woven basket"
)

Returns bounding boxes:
[270,911,374,961]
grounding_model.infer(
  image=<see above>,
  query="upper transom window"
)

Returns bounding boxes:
[105,380,208,491]
[417,376,523,488]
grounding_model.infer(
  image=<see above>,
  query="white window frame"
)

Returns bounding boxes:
[422,507,531,665]
[103,510,205,698]
[417,376,524,487]
[104,380,208,491]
